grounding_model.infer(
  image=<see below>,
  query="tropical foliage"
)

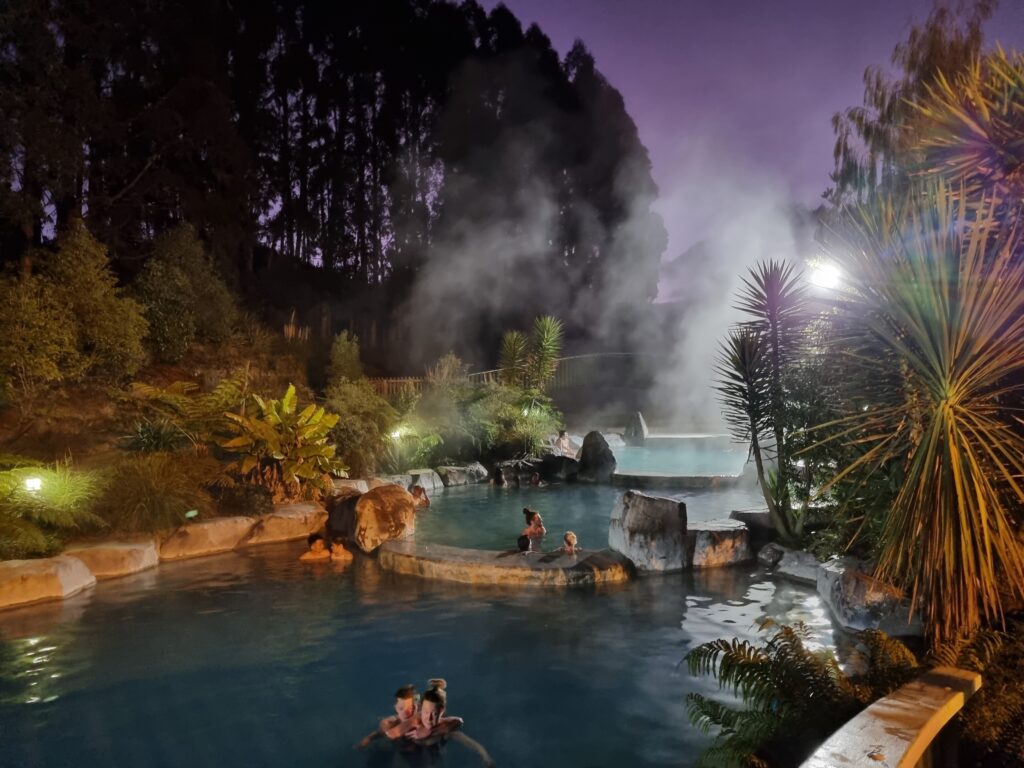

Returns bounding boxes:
[324,377,397,477]
[685,622,920,768]
[499,316,564,393]
[219,384,346,501]
[93,453,221,532]
[817,182,1024,646]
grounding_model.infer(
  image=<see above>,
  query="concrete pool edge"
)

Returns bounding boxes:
[378,540,636,586]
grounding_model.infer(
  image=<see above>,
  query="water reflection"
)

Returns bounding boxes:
[0,544,840,768]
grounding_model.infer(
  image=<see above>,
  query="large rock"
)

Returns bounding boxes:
[407,469,445,492]
[63,540,159,580]
[159,516,255,561]
[241,503,328,546]
[774,547,820,585]
[538,454,579,483]
[757,542,786,567]
[729,509,775,546]
[578,431,617,483]
[608,491,688,571]
[436,463,489,487]
[367,474,412,490]
[326,488,362,541]
[602,433,626,449]
[623,412,648,445]
[817,557,923,636]
[347,485,417,554]
[0,556,96,610]
[688,519,752,568]
[332,478,369,495]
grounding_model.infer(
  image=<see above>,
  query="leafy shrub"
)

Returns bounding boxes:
[0,276,78,412]
[0,456,104,559]
[122,418,190,453]
[134,223,238,361]
[134,259,196,363]
[326,331,363,384]
[426,352,470,385]
[209,482,273,518]
[94,453,220,533]
[685,622,920,768]
[220,384,346,501]
[381,423,444,474]
[127,370,251,446]
[40,220,148,381]
[323,377,397,477]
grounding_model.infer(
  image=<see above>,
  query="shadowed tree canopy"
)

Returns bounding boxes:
[0,0,664,368]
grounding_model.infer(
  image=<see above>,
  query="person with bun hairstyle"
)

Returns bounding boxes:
[520,508,546,543]
[408,678,495,766]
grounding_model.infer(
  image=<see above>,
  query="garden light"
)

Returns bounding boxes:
[809,262,842,290]
[24,477,42,492]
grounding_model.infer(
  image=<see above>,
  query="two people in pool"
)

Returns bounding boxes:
[518,508,580,555]
[357,679,494,766]
[299,533,352,562]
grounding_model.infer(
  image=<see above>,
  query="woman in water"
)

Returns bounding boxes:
[408,679,494,766]
[521,508,546,544]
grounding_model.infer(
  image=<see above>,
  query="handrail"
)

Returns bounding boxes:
[800,666,981,768]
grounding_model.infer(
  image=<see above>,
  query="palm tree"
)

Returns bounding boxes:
[819,181,1024,645]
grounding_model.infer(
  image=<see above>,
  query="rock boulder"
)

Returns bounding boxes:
[332,478,369,495]
[159,516,255,561]
[407,469,445,492]
[241,503,328,546]
[608,491,687,571]
[578,431,617,483]
[348,485,417,554]
[688,519,752,568]
[0,556,96,610]
[729,509,775,546]
[63,540,159,580]
[817,557,923,636]
[436,463,489,487]
[774,547,820,585]
[538,454,579,483]
[623,412,648,445]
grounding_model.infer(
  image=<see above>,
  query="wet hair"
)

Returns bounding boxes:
[411,484,425,496]
[394,684,417,701]
[331,537,346,549]
[523,508,539,524]
[307,533,324,547]
[559,430,567,438]
[422,678,447,708]
[564,531,577,546]
[517,535,531,552]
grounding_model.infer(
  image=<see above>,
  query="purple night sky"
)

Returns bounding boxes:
[480,0,1024,260]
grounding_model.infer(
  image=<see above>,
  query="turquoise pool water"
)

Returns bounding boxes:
[414,483,765,551]
[0,546,836,768]
[614,435,747,476]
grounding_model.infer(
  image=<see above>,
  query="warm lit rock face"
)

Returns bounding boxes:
[159,516,255,561]
[608,491,688,571]
[436,463,488,486]
[367,474,412,490]
[348,485,416,554]
[578,431,617,483]
[63,541,159,580]
[379,540,635,586]
[817,557,923,636]
[688,519,752,568]
[0,556,96,610]
[241,503,327,546]
[332,478,369,495]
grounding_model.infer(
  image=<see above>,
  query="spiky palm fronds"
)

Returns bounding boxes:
[498,331,528,388]
[911,48,1024,199]
[820,181,1024,645]
[526,315,563,392]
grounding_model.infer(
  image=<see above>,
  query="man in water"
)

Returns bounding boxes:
[554,430,575,458]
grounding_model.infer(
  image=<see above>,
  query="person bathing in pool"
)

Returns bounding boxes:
[521,508,546,543]
[408,679,495,766]
[356,684,420,748]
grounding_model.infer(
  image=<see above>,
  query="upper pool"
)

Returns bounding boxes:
[614,434,747,476]
[0,545,837,768]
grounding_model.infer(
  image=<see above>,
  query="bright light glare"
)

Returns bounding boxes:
[390,429,403,440]
[24,477,42,492]
[809,263,842,290]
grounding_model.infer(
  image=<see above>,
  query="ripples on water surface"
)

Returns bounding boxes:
[0,545,837,767]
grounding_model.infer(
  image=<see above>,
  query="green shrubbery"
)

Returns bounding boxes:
[0,456,103,559]
[134,223,238,362]
[324,377,397,477]
[0,221,147,412]
[93,453,220,533]
[327,331,364,382]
